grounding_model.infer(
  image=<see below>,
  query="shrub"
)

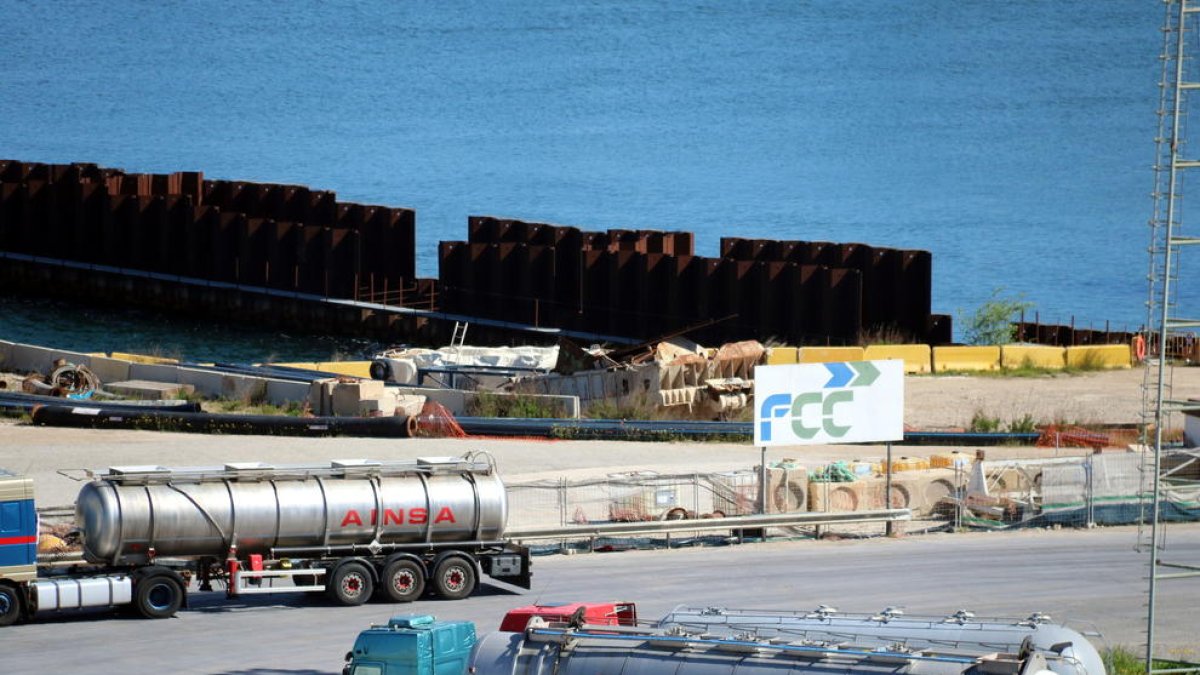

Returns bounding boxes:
[968,409,1002,433]
[961,288,1034,346]
[1007,413,1038,433]
[468,391,567,419]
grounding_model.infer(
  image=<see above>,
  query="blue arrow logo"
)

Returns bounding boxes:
[823,362,853,388]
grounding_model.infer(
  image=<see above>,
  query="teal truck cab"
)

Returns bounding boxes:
[343,614,476,675]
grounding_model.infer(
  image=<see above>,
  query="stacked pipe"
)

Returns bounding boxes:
[0,160,418,304]
[439,218,947,345]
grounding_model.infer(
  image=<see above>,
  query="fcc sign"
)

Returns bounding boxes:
[753,360,904,446]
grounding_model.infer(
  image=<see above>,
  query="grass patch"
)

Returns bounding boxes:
[206,398,306,416]
[1007,413,1038,433]
[968,409,1043,434]
[1105,645,1199,675]
[968,410,1003,433]
[468,391,569,419]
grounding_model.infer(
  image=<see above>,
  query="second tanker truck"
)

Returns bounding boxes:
[0,452,531,625]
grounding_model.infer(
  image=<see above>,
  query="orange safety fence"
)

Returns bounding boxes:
[1035,425,1141,449]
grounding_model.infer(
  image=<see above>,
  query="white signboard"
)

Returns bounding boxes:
[754,360,904,446]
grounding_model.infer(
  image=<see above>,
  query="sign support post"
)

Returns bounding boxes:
[759,446,767,515]
[885,441,895,536]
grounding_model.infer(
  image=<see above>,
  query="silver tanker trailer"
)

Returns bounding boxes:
[0,452,531,625]
[656,605,1105,675]
[342,605,1107,675]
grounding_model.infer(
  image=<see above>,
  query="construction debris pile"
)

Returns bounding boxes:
[511,337,763,417]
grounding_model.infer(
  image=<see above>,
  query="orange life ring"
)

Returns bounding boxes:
[1134,335,1147,362]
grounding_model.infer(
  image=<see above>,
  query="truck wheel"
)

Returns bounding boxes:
[134,575,183,619]
[0,585,23,626]
[433,557,475,600]
[327,562,373,606]
[381,559,425,603]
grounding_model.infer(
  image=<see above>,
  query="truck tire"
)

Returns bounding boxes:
[327,562,373,606]
[0,585,22,626]
[134,574,183,619]
[432,556,475,600]
[380,559,425,603]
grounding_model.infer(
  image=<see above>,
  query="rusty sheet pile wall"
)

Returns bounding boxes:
[439,217,949,346]
[1,160,947,346]
[0,160,417,302]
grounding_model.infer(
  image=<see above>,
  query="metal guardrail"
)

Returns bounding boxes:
[506,508,911,540]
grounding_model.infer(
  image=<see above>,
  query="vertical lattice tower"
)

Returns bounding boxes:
[1140,1,1200,672]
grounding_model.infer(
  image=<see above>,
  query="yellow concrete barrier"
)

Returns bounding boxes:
[1000,344,1065,369]
[863,344,932,373]
[932,345,1001,372]
[765,347,798,365]
[798,346,865,363]
[102,352,179,365]
[276,361,373,378]
[1065,344,1132,369]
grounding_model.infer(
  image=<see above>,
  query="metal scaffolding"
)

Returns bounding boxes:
[1140,1,1200,672]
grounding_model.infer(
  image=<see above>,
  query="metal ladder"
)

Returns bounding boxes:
[1138,2,1200,671]
[450,321,469,348]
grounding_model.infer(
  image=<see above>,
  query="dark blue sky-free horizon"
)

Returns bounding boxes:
[0,1,1174,357]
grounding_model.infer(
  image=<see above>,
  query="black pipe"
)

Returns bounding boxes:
[30,405,414,438]
[0,391,201,415]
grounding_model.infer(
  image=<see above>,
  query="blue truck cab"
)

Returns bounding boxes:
[0,468,39,625]
[343,614,476,675]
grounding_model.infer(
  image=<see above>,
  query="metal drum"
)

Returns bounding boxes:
[76,457,509,565]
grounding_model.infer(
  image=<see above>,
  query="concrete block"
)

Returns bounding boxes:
[798,346,865,364]
[1065,344,1131,369]
[7,344,93,375]
[0,340,14,369]
[358,397,398,417]
[87,356,131,386]
[275,361,371,378]
[765,347,798,365]
[105,380,195,400]
[932,345,1001,372]
[863,344,932,374]
[308,379,338,416]
[220,374,267,403]
[177,368,226,397]
[417,388,468,415]
[1001,344,1065,369]
[330,380,387,417]
[316,361,372,378]
[393,394,427,417]
[128,362,180,383]
[266,379,311,405]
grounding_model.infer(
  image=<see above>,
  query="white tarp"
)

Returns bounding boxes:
[376,345,559,370]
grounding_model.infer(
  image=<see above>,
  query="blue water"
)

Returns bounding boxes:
[0,1,1174,359]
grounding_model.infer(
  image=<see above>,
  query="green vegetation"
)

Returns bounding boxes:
[960,288,1033,346]
[968,410,1003,433]
[468,391,569,419]
[210,398,306,416]
[1105,645,1199,675]
[1007,413,1038,433]
[967,409,1041,434]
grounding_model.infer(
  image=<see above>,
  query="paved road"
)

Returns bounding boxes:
[5,525,1197,674]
